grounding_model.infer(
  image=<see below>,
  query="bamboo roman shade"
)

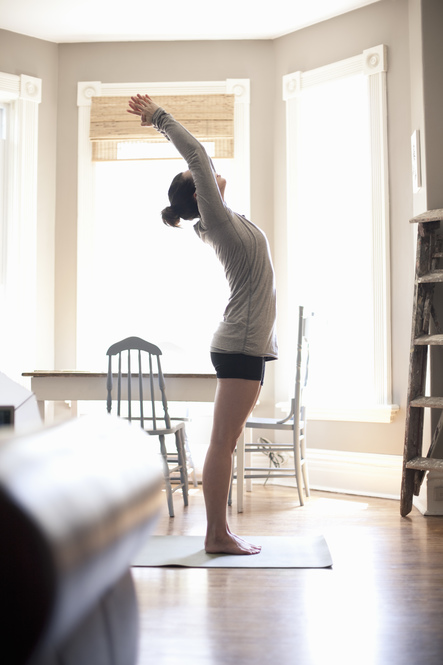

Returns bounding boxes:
[90,94,235,161]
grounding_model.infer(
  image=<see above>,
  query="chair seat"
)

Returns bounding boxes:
[246,416,304,431]
[144,422,186,437]
[119,419,186,437]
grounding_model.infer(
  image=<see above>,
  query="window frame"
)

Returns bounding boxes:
[0,72,41,381]
[283,45,398,423]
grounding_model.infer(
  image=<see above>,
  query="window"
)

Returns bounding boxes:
[0,73,41,383]
[283,46,398,423]
[77,80,250,372]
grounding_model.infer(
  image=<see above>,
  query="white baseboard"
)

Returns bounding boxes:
[250,448,403,500]
[306,448,402,500]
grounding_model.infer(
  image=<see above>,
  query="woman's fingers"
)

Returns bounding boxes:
[127,99,146,117]
[128,96,152,114]
[127,95,157,126]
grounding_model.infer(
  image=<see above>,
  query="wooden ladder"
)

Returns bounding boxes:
[401,209,443,517]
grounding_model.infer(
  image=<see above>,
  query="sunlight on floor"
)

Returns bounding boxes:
[307,496,369,514]
[305,565,379,665]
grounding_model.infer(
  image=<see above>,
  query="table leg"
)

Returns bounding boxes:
[37,400,46,422]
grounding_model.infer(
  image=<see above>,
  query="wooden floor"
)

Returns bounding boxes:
[132,484,443,665]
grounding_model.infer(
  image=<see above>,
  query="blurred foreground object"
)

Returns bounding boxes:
[0,414,163,665]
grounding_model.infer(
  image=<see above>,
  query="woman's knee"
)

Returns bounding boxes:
[210,425,243,450]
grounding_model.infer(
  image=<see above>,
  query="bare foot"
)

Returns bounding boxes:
[229,531,262,553]
[205,530,261,555]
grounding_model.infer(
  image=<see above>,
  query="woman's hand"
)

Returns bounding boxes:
[127,94,160,126]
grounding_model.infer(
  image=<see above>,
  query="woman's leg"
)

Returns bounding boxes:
[203,378,262,554]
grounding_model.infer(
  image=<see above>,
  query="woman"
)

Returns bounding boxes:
[128,94,278,555]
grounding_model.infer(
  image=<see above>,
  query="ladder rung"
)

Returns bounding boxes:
[417,270,443,283]
[410,209,443,223]
[406,456,443,471]
[414,334,443,345]
[410,396,443,409]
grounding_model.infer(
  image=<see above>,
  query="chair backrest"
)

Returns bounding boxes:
[106,336,171,430]
[293,306,313,416]
[276,306,312,426]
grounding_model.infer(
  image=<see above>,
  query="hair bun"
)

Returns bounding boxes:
[161,204,181,228]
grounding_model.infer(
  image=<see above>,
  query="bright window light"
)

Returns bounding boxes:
[78,156,232,372]
[292,74,374,406]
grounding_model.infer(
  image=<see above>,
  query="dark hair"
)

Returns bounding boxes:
[161,172,200,228]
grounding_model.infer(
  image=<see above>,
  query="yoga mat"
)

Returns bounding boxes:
[132,535,332,568]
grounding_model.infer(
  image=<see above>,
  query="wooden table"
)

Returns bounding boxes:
[22,371,217,420]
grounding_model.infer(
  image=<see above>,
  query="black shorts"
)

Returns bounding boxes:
[210,352,266,385]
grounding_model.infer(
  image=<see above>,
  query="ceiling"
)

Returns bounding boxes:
[0,0,381,43]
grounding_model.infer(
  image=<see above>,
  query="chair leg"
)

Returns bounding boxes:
[228,451,235,507]
[300,417,310,498]
[159,434,175,518]
[295,465,304,506]
[293,427,304,506]
[294,447,304,506]
[183,429,198,488]
[176,428,189,507]
[245,427,253,493]
[302,463,310,498]
[236,430,245,513]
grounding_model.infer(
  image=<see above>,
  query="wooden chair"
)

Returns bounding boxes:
[106,336,188,517]
[230,306,312,512]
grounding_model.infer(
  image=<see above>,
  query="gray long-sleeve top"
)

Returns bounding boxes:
[153,108,278,360]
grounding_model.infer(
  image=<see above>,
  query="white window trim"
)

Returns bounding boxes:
[77,79,250,368]
[283,45,399,424]
[0,71,41,381]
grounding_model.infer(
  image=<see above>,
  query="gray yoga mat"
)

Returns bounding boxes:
[132,535,332,568]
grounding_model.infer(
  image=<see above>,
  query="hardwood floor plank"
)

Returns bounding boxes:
[132,485,443,665]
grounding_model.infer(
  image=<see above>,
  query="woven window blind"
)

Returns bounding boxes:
[90,94,235,161]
